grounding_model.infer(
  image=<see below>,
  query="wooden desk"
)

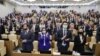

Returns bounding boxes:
[12,52,71,56]
[12,51,71,56]
[12,51,94,56]
[5,40,15,56]
[95,44,100,56]
[12,52,32,56]
[12,52,51,56]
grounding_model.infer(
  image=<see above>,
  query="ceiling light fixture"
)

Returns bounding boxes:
[50,0,58,1]
[27,0,36,2]
[74,0,81,1]
[11,0,98,6]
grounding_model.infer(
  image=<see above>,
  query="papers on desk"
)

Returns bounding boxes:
[72,51,80,56]
[17,50,21,53]
[53,52,61,55]
[98,42,100,44]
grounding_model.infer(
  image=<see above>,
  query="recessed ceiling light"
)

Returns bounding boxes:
[50,0,58,1]
[74,0,81,1]
[27,0,36,2]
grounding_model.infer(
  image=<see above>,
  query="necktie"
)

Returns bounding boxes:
[63,28,67,36]
[62,28,67,46]
[33,24,35,31]
[25,31,27,35]
[43,34,46,46]
[80,35,83,43]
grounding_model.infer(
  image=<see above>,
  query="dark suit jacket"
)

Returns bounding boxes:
[55,28,71,53]
[38,33,51,51]
[56,28,72,42]
[0,25,5,34]
[96,26,100,43]
[46,24,53,35]
[34,24,40,40]
[20,30,34,52]
[73,34,86,54]
[85,25,93,37]
[0,25,5,39]
[35,24,40,32]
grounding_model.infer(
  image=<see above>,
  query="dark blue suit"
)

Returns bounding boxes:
[38,33,51,52]
[20,30,34,52]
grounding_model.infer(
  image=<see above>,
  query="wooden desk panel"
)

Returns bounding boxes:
[12,52,51,56]
[5,40,15,56]
[12,52,32,56]
[95,44,100,56]
[12,52,94,56]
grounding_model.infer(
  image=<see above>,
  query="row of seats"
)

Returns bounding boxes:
[1,31,18,47]
[0,30,97,56]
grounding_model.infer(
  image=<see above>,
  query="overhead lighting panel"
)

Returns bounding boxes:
[74,0,81,2]
[27,0,36,2]
[50,0,58,2]
[10,0,98,6]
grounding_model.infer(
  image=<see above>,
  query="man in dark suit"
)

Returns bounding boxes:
[46,20,53,35]
[34,23,40,40]
[56,22,71,53]
[0,22,5,39]
[20,24,34,53]
[85,24,93,38]
[96,25,100,43]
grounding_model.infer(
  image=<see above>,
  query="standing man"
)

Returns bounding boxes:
[56,22,71,53]
[96,25,100,43]
[20,24,34,53]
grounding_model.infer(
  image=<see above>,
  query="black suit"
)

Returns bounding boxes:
[56,28,71,53]
[34,24,40,40]
[46,24,53,35]
[0,25,5,39]
[73,34,86,54]
[96,26,100,43]
[20,30,34,52]
[85,25,93,37]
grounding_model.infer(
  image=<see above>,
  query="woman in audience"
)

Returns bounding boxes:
[73,27,86,55]
[39,20,46,31]
[69,23,75,41]
[38,28,51,53]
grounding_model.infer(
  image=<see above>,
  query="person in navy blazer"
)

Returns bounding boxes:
[38,28,51,52]
[20,24,34,53]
